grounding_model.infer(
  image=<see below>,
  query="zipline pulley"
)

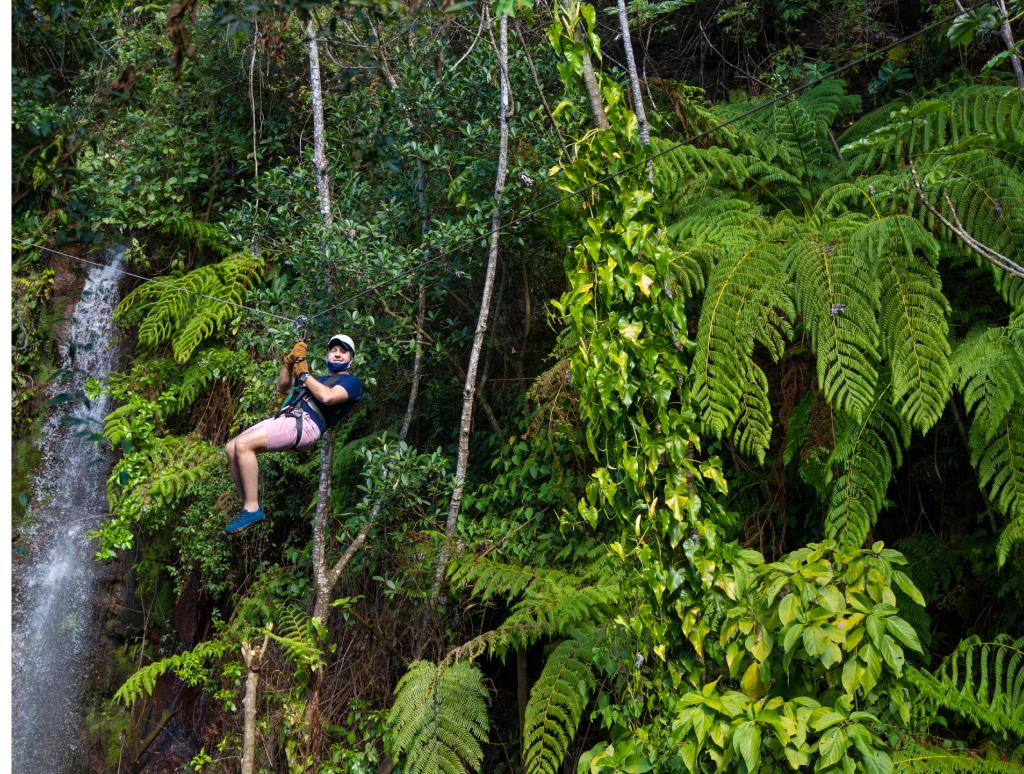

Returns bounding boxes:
[294,315,309,342]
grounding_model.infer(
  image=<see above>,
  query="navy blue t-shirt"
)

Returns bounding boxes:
[299,373,363,431]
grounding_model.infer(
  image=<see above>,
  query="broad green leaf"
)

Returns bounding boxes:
[818,727,851,768]
[891,570,925,606]
[779,593,800,625]
[741,662,765,699]
[885,615,922,653]
[732,721,761,772]
[878,634,905,675]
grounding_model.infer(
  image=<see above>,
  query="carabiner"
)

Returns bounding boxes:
[294,315,309,342]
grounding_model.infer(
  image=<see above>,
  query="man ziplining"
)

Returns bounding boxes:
[224,334,364,534]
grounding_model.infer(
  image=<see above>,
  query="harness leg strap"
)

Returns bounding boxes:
[292,411,304,449]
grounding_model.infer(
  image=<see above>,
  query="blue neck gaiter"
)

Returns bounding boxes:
[326,360,351,373]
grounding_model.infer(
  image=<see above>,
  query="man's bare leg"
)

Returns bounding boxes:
[229,427,269,512]
[225,439,244,501]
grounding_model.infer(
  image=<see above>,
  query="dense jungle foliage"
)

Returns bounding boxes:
[11,0,1024,770]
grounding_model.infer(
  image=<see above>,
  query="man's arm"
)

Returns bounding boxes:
[276,365,293,395]
[300,374,351,405]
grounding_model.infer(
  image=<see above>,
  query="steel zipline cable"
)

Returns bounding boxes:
[10,241,295,324]
[13,0,985,333]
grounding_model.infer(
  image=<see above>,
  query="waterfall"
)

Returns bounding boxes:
[13,246,125,773]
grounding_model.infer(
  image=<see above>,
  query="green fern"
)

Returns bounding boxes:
[955,319,1024,564]
[158,214,241,256]
[919,149,1024,309]
[523,637,598,774]
[114,638,230,706]
[970,406,1024,565]
[448,555,618,660]
[652,139,750,196]
[268,605,326,675]
[788,214,882,420]
[165,346,253,414]
[116,252,263,363]
[841,85,1024,172]
[894,739,1024,772]
[106,434,221,516]
[692,234,792,446]
[732,358,773,463]
[855,215,951,431]
[826,385,910,547]
[906,634,1024,740]
[953,326,1024,435]
[388,660,490,774]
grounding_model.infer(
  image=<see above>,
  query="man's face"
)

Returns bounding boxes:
[327,343,353,366]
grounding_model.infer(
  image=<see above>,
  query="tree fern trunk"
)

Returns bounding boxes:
[433,10,511,604]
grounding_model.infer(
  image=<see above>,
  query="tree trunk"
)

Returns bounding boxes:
[306,16,333,228]
[432,10,512,603]
[515,19,568,150]
[240,631,270,774]
[615,0,653,181]
[577,30,608,129]
[304,10,336,751]
[517,647,529,743]
[376,28,430,444]
[995,0,1024,90]
[311,436,337,623]
[400,286,427,441]
[557,0,607,129]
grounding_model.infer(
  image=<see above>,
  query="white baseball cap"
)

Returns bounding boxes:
[327,334,356,355]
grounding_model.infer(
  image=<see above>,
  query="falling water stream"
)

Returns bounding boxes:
[13,247,125,773]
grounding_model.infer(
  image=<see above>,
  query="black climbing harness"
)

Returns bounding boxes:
[277,314,313,447]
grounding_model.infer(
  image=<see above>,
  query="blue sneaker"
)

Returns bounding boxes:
[225,508,266,534]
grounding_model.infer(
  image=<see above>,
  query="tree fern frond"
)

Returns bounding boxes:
[106,435,221,517]
[116,252,263,363]
[842,86,1023,172]
[855,215,951,431]
[114,639,229,705]
[523,637,598,774]
[268,605,326,674]
[448,555,617,660]
[651,140,750,195]
[969,406,1024,565]
[917,151,1024,308]
[388,660,489,774]
[906,634,1024,739]
[666,246,708,301]
[666,192,763,252]
[894,739,1024,772]
[789,216,881,419]
[952,326,1024,436]
[837,96,910,148]
[997,515,1024,568]
[817,174,911,221]
[732,359,773,463]
[158,214,241,256]
[826,386,911,547]
[165,346,253,415]
[692,238,791,442]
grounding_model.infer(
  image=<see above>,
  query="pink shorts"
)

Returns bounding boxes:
[249,413,322,450]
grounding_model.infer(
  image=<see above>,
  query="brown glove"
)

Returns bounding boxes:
[292,356,310,381]
[282,341,308,369]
